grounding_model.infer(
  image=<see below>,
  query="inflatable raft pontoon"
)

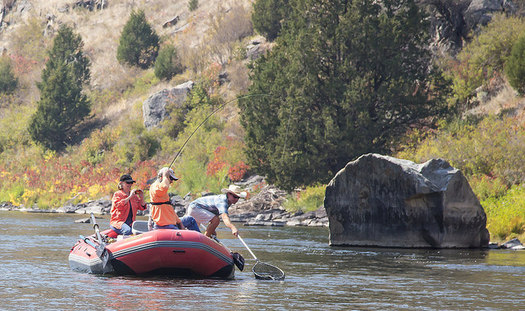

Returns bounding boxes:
[69,225,237,279]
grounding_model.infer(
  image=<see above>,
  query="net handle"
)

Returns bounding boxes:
[237,234,258,261]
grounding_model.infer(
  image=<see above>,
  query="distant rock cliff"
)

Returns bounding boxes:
[324,154,490,248]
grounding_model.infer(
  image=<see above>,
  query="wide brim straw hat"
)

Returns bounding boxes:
[221,185,247,198]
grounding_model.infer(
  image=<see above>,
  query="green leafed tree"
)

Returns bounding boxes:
[252,0,290,41]
[240,0,446,190]
[29,25,91,151]
[0,56,18,94]
[117,9,160,69]
[154,45,183,80]
[505,34,525,95]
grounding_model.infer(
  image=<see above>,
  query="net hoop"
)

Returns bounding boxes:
[252,261,285,281]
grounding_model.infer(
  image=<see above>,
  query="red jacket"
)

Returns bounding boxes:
[110,190,146,229]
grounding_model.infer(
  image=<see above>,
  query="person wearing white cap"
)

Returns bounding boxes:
[185,184,247,238]
[149,167,199,231]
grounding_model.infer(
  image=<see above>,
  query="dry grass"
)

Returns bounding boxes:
[467,82,525,126]
[0,0,255,127]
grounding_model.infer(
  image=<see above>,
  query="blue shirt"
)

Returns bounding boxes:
[189,194,229,216]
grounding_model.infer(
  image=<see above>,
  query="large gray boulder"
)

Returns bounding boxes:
[325,154,489,248]
[142,81,193,129]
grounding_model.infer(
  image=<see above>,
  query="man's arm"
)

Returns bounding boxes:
[221,213,238,236]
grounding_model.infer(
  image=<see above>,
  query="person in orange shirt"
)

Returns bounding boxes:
[149,167,199,231]
[110,174,147,235]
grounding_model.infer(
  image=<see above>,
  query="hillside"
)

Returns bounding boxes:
[2,0,253,117]
[0,0,258,204]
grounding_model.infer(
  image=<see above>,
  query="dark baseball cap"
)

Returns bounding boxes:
[119,174,136,183]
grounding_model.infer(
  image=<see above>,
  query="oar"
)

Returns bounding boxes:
[79,235,98,248]
[90,213,110,268]
[237,234,285,281]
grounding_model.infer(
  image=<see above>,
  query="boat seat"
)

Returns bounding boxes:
[132,220,150,235]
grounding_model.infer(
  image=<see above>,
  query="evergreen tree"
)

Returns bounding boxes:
[188,0,199,12]
[154,45,183,80]
[0,56,18,94]
[505,34,525,95]
[29,25,91,151]
[240,0,445,190]
[252,0,290,41]
[117,9,160,69]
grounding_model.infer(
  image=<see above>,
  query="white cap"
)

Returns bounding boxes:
[158,167,178,181]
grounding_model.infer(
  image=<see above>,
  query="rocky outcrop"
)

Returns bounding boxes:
[325,154,490,248]
[423,0,516,56]
[142,81,193,129]
[228,184,329,227]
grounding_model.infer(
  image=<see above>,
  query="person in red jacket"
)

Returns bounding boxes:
[110,174,147,235]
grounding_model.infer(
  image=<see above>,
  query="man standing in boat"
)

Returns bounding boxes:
[186,185,247,238]
[149,167,199,231]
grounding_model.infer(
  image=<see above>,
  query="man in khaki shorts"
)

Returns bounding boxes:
[186,185,247,238]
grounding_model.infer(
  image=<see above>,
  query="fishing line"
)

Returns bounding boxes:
[167,93,271,169]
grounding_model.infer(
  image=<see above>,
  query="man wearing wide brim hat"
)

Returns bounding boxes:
[185,184,247,238]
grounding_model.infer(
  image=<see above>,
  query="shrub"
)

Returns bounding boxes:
[0,104,33,151]
[10,17,49,64]
[117,9,160,69]
[482,184,525,241]
[0,56,18,94]
[470,174,508,201]
[505,34,525,95]
[446,14,525,109]
[396,115,525,186]
[154,45,183,80]
[114,120,161,166]
[283,184,326,213]
[188,0,198,11]
[80,127,120,165]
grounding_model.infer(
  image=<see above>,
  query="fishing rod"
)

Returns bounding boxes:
[167,93,271,169]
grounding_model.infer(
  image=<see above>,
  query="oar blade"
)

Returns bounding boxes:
[96,244,110,269]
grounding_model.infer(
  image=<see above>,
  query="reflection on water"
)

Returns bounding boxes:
[1,211,524,310]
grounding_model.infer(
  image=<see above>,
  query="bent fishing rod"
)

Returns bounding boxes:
[167,93,271,169]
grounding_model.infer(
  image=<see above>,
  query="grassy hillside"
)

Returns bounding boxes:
[0,0,257,207]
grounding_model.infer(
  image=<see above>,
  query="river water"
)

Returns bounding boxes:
[0,211,523,310]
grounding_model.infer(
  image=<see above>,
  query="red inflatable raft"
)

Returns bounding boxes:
[69,228,236,279]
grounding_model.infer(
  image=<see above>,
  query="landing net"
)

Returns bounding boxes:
[252,261,285,281]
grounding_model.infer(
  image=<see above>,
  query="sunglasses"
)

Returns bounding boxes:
[125,181,134,184]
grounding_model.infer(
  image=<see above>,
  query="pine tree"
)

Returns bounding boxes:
[29,25,91,151]
[117,9,159,69]
[252,0,290,41]
[240,0,445,190]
